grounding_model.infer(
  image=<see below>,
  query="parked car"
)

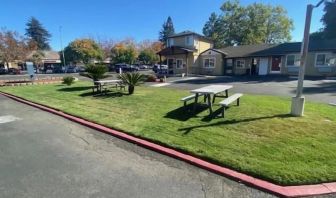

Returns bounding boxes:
[114,63,139,73]
[153,64,168,73]
[77,66,86,72]
[8,68,21,75]
[0,67,8,75]
[139,65,148,69]
[66,66,78,73]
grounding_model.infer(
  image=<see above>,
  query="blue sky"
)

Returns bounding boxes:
[1,0,325,50]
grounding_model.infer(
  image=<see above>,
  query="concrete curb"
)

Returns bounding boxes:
[1,91,336,198]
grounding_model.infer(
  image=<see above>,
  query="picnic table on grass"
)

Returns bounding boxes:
[191,85,233,114]
[94,80,122,92]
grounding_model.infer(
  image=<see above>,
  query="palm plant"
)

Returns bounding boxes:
[118,72,145,94]
[84,64,108,81]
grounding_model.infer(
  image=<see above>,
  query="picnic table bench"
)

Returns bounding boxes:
[219,93,243,117]
[93,80,124,93]
[181,93,205,107]
[190,85,233,114]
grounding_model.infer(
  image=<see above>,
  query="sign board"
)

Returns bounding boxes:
[26,62,35,80]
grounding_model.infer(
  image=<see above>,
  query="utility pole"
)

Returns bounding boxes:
[59,26,66,71]
[291,0,325,116]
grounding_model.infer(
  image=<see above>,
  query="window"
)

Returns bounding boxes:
[185,36,193,46]
[167,38,174,47]
[226,59,233,67]
[176,59,183,69]
[203,58,215,68]
[316,54,326,66]
[286,54,300,67]
[315,53,336,67]
[236,59,245,68]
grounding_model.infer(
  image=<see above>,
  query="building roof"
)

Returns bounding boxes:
[157,46,197,56]
[27,50,60,60]
[251,39,336,56]
[168,31,213,43]
[216,40,336,58]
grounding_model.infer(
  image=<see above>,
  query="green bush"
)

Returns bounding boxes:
[85,64,108,81]
[118,72,145,94]
[62,76,75,86]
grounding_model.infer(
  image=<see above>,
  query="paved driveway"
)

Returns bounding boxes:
[161,76,336,104]
[0,95,275,198]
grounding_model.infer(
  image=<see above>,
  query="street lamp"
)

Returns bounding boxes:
[291,0,326,116]
[59,26,66,72]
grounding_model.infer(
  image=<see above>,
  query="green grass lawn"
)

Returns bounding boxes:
[1,81,336,185]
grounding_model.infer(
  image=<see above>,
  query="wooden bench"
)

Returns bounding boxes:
[181,93,205,107]
[219,93,243,117]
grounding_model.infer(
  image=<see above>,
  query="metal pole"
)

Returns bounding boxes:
[59,26,66,69]
[291,4,314,116]
[296,4,313,97]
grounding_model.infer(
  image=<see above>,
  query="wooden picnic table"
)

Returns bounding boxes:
[190,85,233,114]
[94,80,122,92]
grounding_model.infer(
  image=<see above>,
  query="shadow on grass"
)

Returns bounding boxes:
[57,86,92,92]
[165,103,209,121]
[179,114,293,135]
[79,90,127,98]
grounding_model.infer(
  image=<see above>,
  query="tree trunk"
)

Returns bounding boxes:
[128,85,134,95]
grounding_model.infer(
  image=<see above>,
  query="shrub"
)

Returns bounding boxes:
[62,76,75,86]
[85,64,108,81]
[146,74,157,82]
[118,72,145,94]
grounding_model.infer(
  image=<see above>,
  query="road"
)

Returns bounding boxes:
[161,75,336,104]
[0,94,275,198]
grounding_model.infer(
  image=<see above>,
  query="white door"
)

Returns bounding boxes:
[258,58,268,75]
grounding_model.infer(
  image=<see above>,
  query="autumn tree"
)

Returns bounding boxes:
[138,40,162,64]
[64,39,103,64]
[159,16,175,46]
[25,17,51,50]
[0,29,30,69]
[111,42,137,64]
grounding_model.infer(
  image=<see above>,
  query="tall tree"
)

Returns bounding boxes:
[0,29,30,69]
[203,0,293,47]
[64,39,103,64]
[111,43,137,64]
[203,13,226,48]
[321,0,336,39]
[25,17,51,50]
[159,16,175,46]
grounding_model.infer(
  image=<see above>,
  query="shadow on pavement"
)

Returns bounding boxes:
[173,75,326,85]
[179,114,293,135]
[290,82,336,95]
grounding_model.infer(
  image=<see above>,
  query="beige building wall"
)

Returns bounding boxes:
[197,50,224,75]
[165,54,195,75]
[282,52,336,76]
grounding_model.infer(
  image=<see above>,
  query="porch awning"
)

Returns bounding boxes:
[157,46,196,56]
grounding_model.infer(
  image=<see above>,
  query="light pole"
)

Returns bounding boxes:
[291,0,325,116]
[59,26,66,72]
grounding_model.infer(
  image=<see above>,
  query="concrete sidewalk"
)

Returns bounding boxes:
[0,94,276,198]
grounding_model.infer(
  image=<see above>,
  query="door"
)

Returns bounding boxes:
[258,58,268,75]
[271,56,281,73]
[168,58,174,74]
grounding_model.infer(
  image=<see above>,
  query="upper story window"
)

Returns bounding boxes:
[185,36,193,46]
[315,53,336,67]
[236,59,245,68]
[286,54,301,67]
[167,38,174,47]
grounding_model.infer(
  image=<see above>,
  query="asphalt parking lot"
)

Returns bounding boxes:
[0,94,276,198]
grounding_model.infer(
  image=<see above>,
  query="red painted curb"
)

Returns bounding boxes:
[1,91,336,197]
